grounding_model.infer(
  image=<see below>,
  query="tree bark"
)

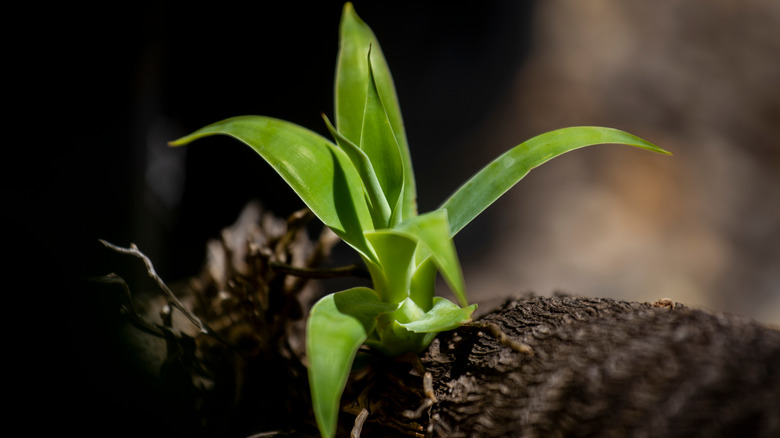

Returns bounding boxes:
[80,204,780,437]
[428,296,780,437]
[352,295,780,438]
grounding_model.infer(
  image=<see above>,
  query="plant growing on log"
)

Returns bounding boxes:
[169,3,671,437]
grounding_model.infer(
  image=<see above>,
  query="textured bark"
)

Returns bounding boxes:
[85,204,780,437]
[352,295,780,438]
[420,296,780,438]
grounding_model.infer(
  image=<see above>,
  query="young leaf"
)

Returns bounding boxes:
[398,297,477,333]
[370,296,476,355]
[336,2,417,219]
[441,126,673,237]
[169,116,378,262]
[360,50,405,226]
[367,316,438,357]
[368,298,437,356]
[409,257,437,312]
[322,114,391,228]
[394,209,469,308]
[306,287,397,438]
[364,230,418,304]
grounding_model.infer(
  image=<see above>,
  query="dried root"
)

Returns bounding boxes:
[465,320,534,355]
[95,201,346,436]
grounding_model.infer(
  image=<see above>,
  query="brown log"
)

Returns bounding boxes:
[82,204,780,437]
[363,295,780,438]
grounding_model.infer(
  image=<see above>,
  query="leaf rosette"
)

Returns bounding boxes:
[169,3,671,437]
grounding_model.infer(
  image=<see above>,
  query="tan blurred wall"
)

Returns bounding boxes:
[461,0,780,325]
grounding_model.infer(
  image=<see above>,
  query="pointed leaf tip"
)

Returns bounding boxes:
[336,2,417,221]
[442,127,672,237]
[163,116,377,263]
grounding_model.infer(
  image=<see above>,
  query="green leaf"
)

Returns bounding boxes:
[409,257,437,312]
[394,210,469,308]
[336,2,417,220]
[367,317,437,356]
[399,297,477,333]
[368,298,437,356]
[360,50,405,226]
[322,114,391,228]
[364,230,417,305]
[441,127,672,237]
[306,287,397,438]
[169,116,377,263]
[370,296,475,355]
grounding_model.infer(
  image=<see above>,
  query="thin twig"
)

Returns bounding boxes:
[99,239,209,335]
[351,408,370,438]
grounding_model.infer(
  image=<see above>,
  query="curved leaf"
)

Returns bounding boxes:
[364,231,417,305]
[399,297,477,333]
[441,127,672,237]
[336,2,417,219]
[360,50,405,226]
[306,287,397,438]
[370,296,476,355]
[366,317,438,357]
[322,114,391,228]
[409,257,437,312]
[169,116,377,262]
[394,210,468,307]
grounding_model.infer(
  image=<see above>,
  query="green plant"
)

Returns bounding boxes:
[169,3,671,437]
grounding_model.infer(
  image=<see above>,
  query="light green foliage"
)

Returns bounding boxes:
[169,3,671,437]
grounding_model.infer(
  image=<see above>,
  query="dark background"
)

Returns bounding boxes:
[51,2,534,436]
[40,0,779,435]
[55,1,534,287]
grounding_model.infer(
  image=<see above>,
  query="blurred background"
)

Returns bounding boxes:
[48,0,779,435]
[58,0,779,328]
[462,0,780,325]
